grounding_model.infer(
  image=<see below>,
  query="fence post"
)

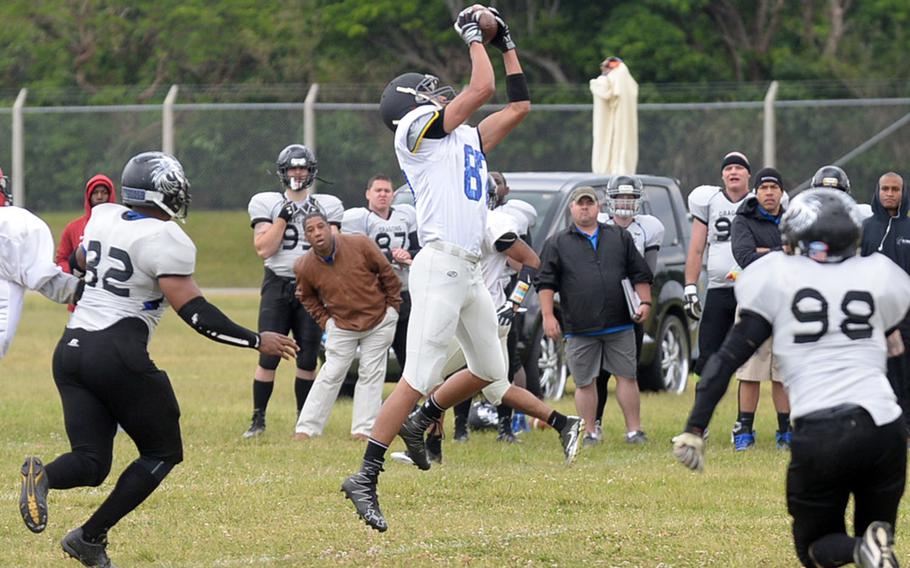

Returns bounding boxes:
[762,81,779,168]
[12,88,26,207]
[163,84,179,155]
[304,83,319,191]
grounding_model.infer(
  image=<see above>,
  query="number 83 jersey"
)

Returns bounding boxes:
[736,252,910,424]
[68,203,196,335]
[688,185,748,289]
[395,105,488,256]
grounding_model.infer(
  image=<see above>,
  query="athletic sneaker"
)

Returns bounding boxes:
[625,430,648,444]
[558,416,584,464]
[242,410,266,439]
[582,433,600,448]
[61,527,114,568]
[855,521,899,568]
[398,410,433,471]
[19,456,49,533]
[775,430,792,450]
[341,465,388,532]
[733,431,756,451]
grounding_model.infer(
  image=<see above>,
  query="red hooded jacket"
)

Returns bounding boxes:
[55,174,117,272]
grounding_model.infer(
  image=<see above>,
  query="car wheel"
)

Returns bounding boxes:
[525,325,568,401]
[639,314,690,393]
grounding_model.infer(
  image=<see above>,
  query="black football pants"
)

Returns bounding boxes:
[787,405,906,567]
[694,287,737,375]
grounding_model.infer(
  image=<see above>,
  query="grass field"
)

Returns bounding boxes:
[1,294,905,567]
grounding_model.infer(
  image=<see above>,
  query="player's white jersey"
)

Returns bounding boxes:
[395,105,488,256]
[0,206,66,292]
[248,192,344,278]
[342,205,417,289]
[736,252,910,425]
[598,213,665,256]
[688,185,748,289]
[480,209,520,307]
[68,203,196,335]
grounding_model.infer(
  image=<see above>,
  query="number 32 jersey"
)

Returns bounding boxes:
[68,203,196,335]
[736,252,910,424]
[688,185,748,289]
[395,105,488,256]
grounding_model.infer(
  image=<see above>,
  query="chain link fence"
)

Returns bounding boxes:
[7,93,909,212]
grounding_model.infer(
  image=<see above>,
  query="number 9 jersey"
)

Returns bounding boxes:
[736,252,910,424]
[688,185,747,289]
[68,203,196,335]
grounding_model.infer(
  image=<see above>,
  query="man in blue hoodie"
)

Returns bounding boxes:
[861,171,910,432]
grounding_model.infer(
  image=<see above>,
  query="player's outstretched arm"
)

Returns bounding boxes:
[444,8,495,133]
[160,275,298,359]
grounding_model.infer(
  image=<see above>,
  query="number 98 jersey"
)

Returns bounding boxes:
[736,252,910,424]
[688,185,747,289]
[68,203,196,335]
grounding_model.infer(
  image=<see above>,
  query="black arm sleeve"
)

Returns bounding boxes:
[407,231,421,257]
[684,310,773,433]
[177,296,260,349]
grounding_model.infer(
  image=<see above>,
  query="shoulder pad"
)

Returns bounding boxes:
[406,110,441,154]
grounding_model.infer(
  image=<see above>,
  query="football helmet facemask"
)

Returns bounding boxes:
[379,73,456,132]
[810,165,851,194]
[605,175,643,217]
[0,168,10,206]
[276,144,317,192]
[121,152,191,220]
[780,188,862,263]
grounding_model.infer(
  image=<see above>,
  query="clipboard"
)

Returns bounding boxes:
[621,278,641,319]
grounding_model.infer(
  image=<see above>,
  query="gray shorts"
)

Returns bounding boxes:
[566,328,637,388]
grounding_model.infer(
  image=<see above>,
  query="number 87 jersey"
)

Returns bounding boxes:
[68,203,196,335]
[736,252,910,424]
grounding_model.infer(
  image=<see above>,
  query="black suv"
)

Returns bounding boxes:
[391,172,699,398]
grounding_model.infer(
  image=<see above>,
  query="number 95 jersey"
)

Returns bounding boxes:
[688,185,746,289]
[68,203,196,335]
[736,252,910,424]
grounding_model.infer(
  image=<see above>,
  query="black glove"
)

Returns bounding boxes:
[497,303,516,326]
[487,7,516,52]
[277,201,296,223]
[454,7,483,46]
[73,279,86,305]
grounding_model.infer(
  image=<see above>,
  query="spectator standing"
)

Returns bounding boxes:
[56,174,116,274]
[589,56,638,175]
[685,152,752,376]
[243,144,344,438]
[729,167,791,450]
[537,186,653,445]
[861,171,910,433]
[293,210,401,440]
[341,174,418,371]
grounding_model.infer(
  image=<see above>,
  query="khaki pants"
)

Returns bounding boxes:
[295,307,398,437]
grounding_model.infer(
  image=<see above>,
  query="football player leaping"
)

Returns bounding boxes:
[673,188,910,568]
[341,5,582,533]
[17,152,297,568]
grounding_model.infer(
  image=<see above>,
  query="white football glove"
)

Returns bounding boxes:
[683,284,702,321]
[454,7,483,46]
[672,432,705,472]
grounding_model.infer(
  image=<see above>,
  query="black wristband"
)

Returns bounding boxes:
[506,73,530,102]
[177,296,261,349]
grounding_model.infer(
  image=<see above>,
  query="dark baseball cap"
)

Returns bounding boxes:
[570,186,598,204]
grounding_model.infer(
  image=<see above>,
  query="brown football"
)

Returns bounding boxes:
[476,8,498,44]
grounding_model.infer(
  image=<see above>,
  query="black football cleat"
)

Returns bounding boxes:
[559,416,584,465]
[19,456,49,533]
[341,469,388,533]
[398,410,433,471]
[242,410,266,439]
[61,527,115,568]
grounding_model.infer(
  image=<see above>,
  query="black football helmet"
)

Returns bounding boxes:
[379,73,456,132]
[121,152,191,220]
[605,175,643,217]
[0,167,10,206]
[276,144,317,191]
[780,189,862,263]
[810,165,851,194]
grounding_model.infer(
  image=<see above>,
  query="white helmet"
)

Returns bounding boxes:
[501,199,538,235]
